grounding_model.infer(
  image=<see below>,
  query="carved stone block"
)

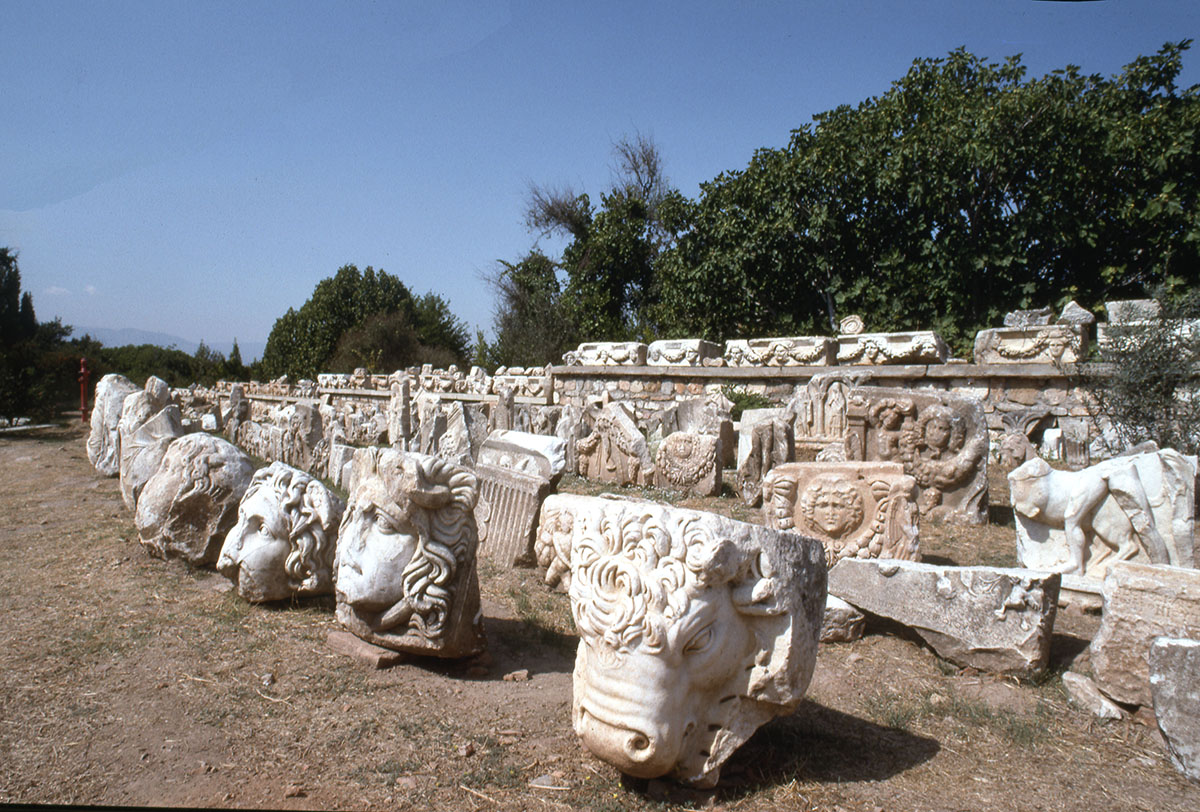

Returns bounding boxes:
[136,433,255,566]
[576,403,654,486]
[543,493,826,787]
[828,559,1060,677]
[724,336,837,367]
[87,374,141,477]
[654,431,721,496]
[564,342,648,366]
[478,430,567,483]
[847,386,989,525]
[217,462,345,602]
[647,339,721,366]
[1089,562,1200,707]
[1009,450,1197,580]
[836,331,948,365]
[474,463,553,567]
[761,462,919,566]
[973,325,1087,364]
[335,449,485,658]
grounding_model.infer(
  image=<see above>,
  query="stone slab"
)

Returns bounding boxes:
[1062,671,1126,720]
[724,336,837,367]
[821,595,865,642]
[973,325,1087,365]
[326,629,406,668]
[1090,562,1200,707]
[647,339,721,366]
[1150,637,1200,782]
[837,331,948,365]
[828,558,1060,677]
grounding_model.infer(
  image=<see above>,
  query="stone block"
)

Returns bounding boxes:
[736,409,793,507]
[828,558,1060,677]
[565,342,648,366]
[1062,671,1126,720]
[1090,562,1200,707]
[724,336,837,367]
[1150,637,1200,782]
[326,630,406,668]
[762,462,919,566]
[478,429,567,483]
[974,325,1087,365]
[654,431,721,496]
[474,462,554,568]
[647,339,721,366]
[821,595,865,642]
[576,402,654,487]
[547,493,826,787]
[836,331,948,365]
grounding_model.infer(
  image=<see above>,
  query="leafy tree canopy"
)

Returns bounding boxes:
[654,42,1200,353]
[260,264,469,380]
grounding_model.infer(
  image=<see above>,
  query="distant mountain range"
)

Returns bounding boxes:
[74,326,265,363]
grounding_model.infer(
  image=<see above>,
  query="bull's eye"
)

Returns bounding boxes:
[683,624,714,656]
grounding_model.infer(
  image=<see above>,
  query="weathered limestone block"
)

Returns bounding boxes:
[335,449,485,657]
[647,339,721,366]
[216,462,345,602]
[478,430,567,483]
[564,342,648,366]
[118,397,186,511]
[555,403,587,475]
[545,493,826,787]
[737,409,794,506]
[821,595,865,643]
[437,401,475,467]
[1058,300,1096,326]
[327,442,355,489]
[837,331,948,365]
[723,337,837,367]
[474,462,554,568]
[1003,306,1055,328]
[654,431,721,496]
[973,325,1088,364]
[1108,299,1162,324]
[762,462,919,566]
[828,559,1060,677]
[386,373,411,448]
[1009,450,1196,579]
[1089,562,1200,707]
[1150,637,1200,782]
[576,403,654,486]
[847,386,989,524]
[136,433,255,566]
[87,373,141,476]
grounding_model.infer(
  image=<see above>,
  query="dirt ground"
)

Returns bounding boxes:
[2,421,1198,811]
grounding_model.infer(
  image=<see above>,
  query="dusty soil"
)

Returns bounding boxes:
[1,421,1198,811]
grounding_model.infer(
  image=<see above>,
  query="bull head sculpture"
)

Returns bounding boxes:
[543,494,827,787]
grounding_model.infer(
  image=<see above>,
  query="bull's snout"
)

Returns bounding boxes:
[575,707,681,778]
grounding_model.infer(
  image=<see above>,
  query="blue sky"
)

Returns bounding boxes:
[3,0,1198,358]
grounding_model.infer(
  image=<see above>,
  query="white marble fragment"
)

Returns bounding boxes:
[821,595,865,643]
[136,433,255,566]
[828,558,1060,677]
[335,449,485,657]
[1061,672,1126,720]
[1150,637,1200,782]
[87,374,140,476]
[647,339,721,366]
[217,462,345,602]
[836,331,948,365]
[545,493,827,787]
[564,342,648,366]
[478,430,567,482]
[973,325,1087,364]
[724,336,836,367]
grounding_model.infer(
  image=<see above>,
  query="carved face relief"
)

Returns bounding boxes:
[218,463,342,603]
[925,415,952,452]
[800,476,864,539]
[337,485,422,612]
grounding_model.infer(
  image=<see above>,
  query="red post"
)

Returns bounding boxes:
[78,358,91,423]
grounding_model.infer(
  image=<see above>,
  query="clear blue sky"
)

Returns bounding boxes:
[3,0,1198,357]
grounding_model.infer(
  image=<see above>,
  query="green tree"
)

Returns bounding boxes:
[260,264,470,380]
[524,133,686,342]
[485,250,578,367]
[655,43,1200,353]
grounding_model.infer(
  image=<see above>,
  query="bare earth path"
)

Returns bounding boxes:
[2,422,1198,811]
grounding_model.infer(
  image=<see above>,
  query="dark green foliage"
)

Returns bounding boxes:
[654,43,1200,354]
[485,250,578,368]
[720,384,775,421]
[1080,291,1200,455]
[260,264,469,380]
